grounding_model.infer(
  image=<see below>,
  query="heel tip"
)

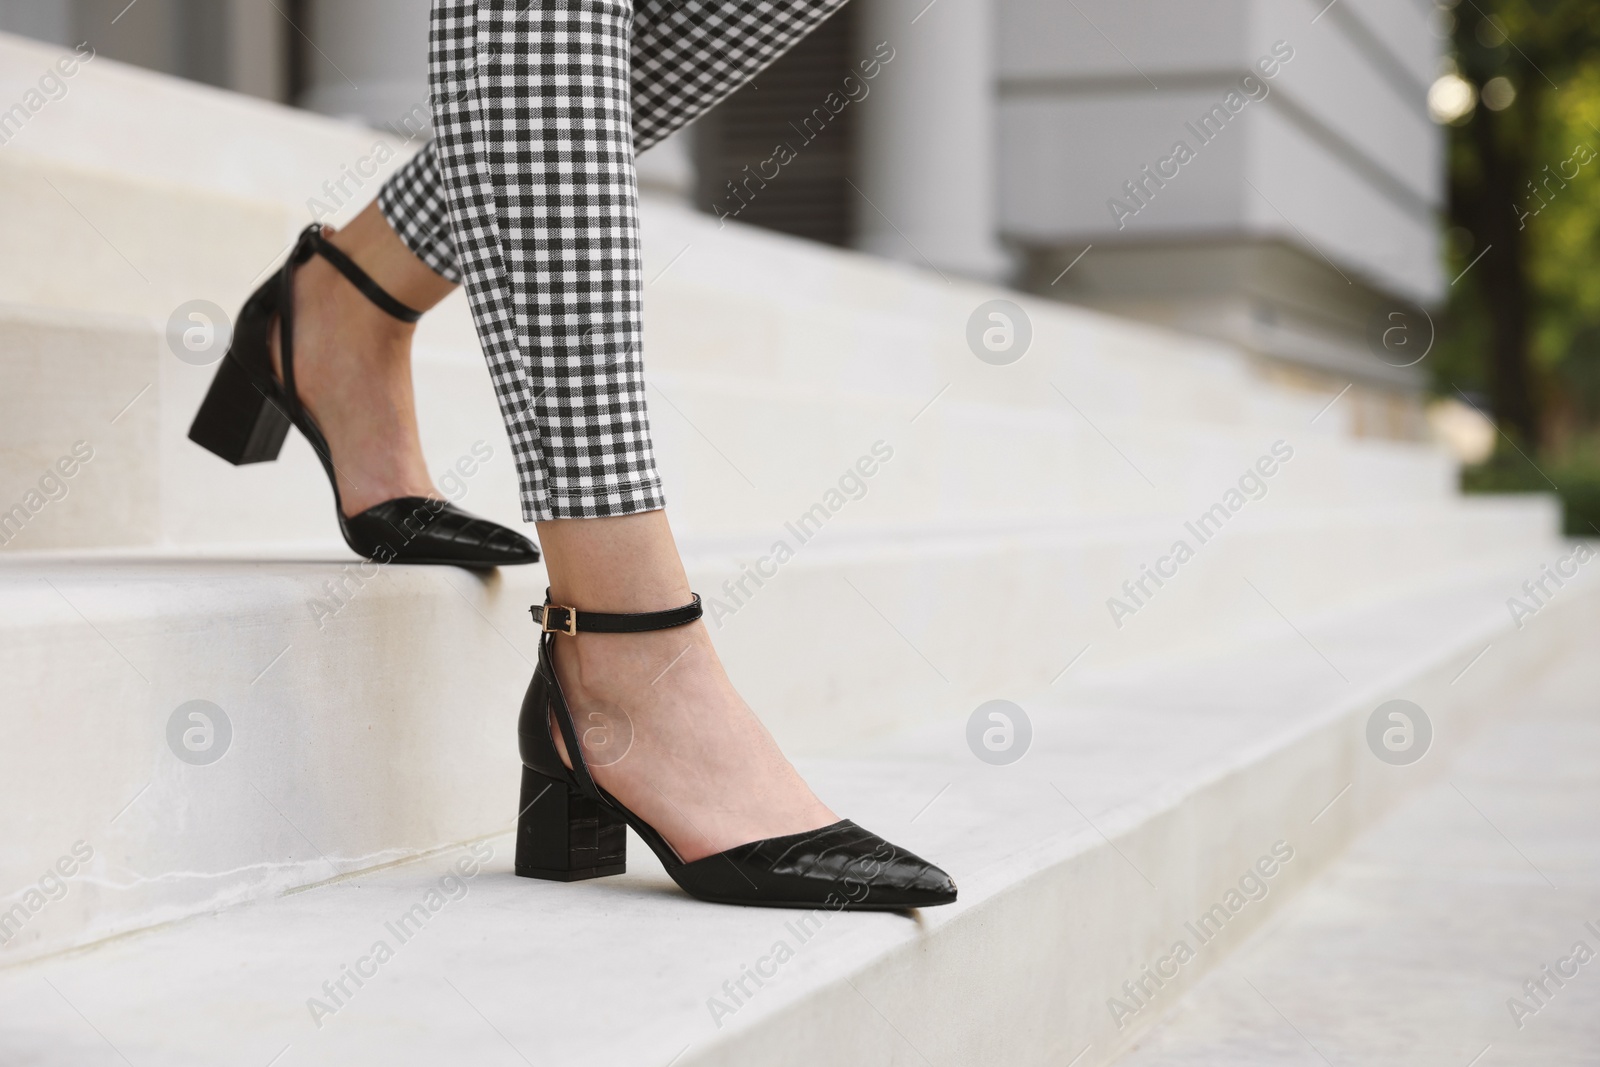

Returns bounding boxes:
[515,862,626,882]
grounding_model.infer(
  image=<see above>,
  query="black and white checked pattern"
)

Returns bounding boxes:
[380,147,462,284]
[377,0,849,520]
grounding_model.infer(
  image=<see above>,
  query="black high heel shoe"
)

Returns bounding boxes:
[188,224,539,568]
[515,593,958,910]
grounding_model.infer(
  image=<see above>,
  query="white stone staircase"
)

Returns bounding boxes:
[1,31,1594,1067]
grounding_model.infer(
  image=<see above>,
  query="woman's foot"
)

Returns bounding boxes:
[550,619,839,862]
[538,512,838,863]
[266,205,457,517]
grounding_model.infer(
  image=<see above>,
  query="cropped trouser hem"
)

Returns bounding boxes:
[377,0,848,522]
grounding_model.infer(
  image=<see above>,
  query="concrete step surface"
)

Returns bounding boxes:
[0,303,1493,561]
[1,556,1594,1067]
[1111,613,1600,1067]
[0,201,1465,554]
[0,513,1570,963]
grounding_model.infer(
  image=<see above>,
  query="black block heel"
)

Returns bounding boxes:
[514,765,628,881]
[188,349,292,465]
[514,593,958,910]
[185,223,539,568]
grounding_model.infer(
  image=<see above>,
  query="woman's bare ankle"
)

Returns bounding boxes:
[537,511,694,614]
[322,203,458,313]
[263,215,445,517]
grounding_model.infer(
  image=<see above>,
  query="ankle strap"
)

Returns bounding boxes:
[293,224,423,324]
[531,593,702,636]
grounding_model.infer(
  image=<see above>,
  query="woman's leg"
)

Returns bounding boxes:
[267,203,457,516]
[361,0,850,858]
[429,0,855,859]
[375,0,853,316]
[360,0,851,529]
[629,0,853,154]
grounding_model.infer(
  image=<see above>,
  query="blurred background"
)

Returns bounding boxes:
[9,0,1598,533]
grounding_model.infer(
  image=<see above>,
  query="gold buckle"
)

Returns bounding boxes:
[541,604,578,636]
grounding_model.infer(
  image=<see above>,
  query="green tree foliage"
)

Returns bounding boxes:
[1441,0,1600,449]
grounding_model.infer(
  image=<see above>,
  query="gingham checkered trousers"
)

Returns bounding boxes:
[378,0,849,521]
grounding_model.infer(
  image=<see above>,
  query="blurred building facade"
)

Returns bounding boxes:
[0,0,1444,434]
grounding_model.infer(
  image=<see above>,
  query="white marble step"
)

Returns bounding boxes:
[0,525,1577,913]
[1,137,1287,428]
[0,516,1565,964]
[1111,602,1600,1067]
[0,294,1463,553]
[0,33,409,215]
[1,550,1594,1066]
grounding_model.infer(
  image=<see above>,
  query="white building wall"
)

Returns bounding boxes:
[997,0,1443,303]
[995,0,1444,406]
